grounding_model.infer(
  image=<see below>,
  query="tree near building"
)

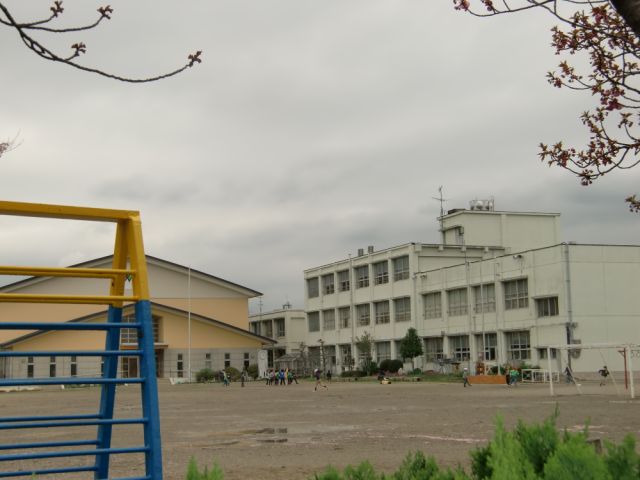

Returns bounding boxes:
[399,328,424,371]
[355,331,374,373]
[453,0,640,212]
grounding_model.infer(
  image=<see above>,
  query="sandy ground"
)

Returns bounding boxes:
[1,378,638,479]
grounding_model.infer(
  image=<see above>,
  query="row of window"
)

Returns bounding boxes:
[310,330,535,364]
[307,256,410,298]
[249,318,286,338]
[424,330,532,362]
[308,297,411,332]
[26,356,77,378]
[423,279,559,318]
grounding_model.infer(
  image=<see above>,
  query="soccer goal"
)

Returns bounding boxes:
[540,343,639,399]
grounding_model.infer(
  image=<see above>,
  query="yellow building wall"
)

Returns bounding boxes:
[161,311,263,349]
[0,303,103,344]
[9,329,106,352]
[6,311,262,353]
[157,298,249,330]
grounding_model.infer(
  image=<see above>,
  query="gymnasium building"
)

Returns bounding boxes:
[0,256,274,380]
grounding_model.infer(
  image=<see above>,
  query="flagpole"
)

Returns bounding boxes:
[188,266,192,382]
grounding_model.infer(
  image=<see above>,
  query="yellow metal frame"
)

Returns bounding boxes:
[0,200,151,305]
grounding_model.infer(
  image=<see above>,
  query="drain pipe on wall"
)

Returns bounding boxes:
[562,243,575,370]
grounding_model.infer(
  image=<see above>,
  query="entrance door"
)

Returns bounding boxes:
[154,350,164,378]
[122,357,139,378]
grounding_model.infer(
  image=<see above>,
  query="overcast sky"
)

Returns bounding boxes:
[1,1,638,315]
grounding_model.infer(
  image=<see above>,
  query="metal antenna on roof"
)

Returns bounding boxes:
[432,186,448,241]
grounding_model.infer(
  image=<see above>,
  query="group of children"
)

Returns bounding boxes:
[264,368,299,386]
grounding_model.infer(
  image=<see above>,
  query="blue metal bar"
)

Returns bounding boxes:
[95,305,123,479]
[137,300,163,478]
[0,377,143,387]
[0,322,141,330]
[106,477,152,480]
[0,439,98,450]
[0,465,97,478]
[0,446,148,462]
[0,413,100,423]
[0,350,143,358]
[0,418,147,430]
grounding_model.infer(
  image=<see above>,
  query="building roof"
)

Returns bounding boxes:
[0,301,276,349]
[0,254,263,298]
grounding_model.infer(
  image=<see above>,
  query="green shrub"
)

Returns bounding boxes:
[411,368,422,376]
[341,370,366,378]
[365,361,378,376]
[185,457,224,480]
[378,359,404,373]
[224,366,241,381]
[603,435,640,480]
[195,368,215,383]
[185,412,640,480]
[378,359,392,373]
[543,433,611,480]
[247,363,259,380]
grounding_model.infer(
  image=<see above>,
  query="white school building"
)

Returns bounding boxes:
[302,204,640,377]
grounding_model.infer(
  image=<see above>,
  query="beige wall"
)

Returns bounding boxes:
[159,298,249,330]
[162,311,263,349]
[1,258,257,344]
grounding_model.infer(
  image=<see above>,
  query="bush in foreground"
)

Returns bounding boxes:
[186,457,224,479]
[310,411,640,480]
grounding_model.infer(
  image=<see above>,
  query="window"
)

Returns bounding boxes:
[449,335,470,361]
[476,333,497,361]
[250,323,259,335]
[224,353,231,368]
[376,342,391,362]
[307,277,319,298]
[323,309,336,330]
[263,321,273,338]
[27,356,34,378]
[120,314,138,345]
[373,261,389,285]
[49,356,57,378]
[538,348,558,360]
[536,297,559,317]
[244,352,250,369]
[424,337,444,362]
[394,297,411,322]
[308,311,320,332]
[354,265,369,288]
[205,353,212,370]
[339,307,351,329]
[338,270,350,292]
[340,344,353,368]
[70,356,77,377]
[473,284,496,313]
[152,316,160,343]
[393,256,410,281]
[447,288,468,316]
[455,227,464,245]
[506,331,531,360]
[374,301,390,324]
[356,304,370,326]
[275,318,285,337]
[423,292,442,319]
[322,274,335,295]
[504,279,529,310]
[177,353,184,378]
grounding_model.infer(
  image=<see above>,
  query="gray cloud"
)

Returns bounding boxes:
[1,0,637,313]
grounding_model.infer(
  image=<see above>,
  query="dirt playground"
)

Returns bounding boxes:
[1,379,638,479]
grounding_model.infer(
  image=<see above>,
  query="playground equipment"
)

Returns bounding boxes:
[0,201,162,479]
